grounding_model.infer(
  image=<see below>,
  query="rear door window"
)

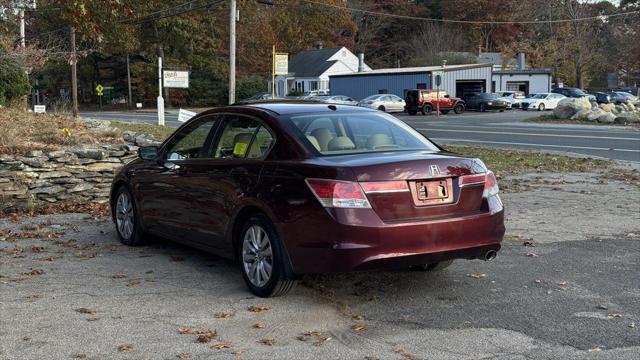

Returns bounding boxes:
[213,115,275,159]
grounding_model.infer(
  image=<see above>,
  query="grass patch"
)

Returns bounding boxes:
[445,145,613,176]
[0,108,121,155]
[109,121,175,142]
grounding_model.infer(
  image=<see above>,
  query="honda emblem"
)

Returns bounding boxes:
[430,164,441,176]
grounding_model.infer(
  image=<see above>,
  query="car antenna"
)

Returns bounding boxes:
[328,104,337,111]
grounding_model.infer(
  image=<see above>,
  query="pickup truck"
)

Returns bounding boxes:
[404,89,465,115]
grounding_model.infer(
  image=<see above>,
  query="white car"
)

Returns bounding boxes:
[495,91,525,109]
[358,94,406,113]
[520,93,566,111]
[312,95,358,106]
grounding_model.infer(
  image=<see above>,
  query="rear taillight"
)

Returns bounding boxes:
[305,179,371,208]
[360,181,409,193]
[459,171,499,197]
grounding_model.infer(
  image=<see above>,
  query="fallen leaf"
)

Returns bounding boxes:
[629,322,635,328]
[72,353,87,359]
[111,274,127,279]
[22,269,45,276]
[607,312,623,318]
[314,336,331,346]
[30,246,46,253]
[117,344,133,352]
[534,279,542,284]
[214,312,234,319]
[523,240,535,247]
[467,273,486,279]
[177,353,190,360]
[253,322,266,329]
[87,316,99,322]
[231,350,243,356]
[195,329,217,343]
[258,338,274,346]
[352,324,366,332]
[526,253,538,257]
[596,304,608,310]
[211,342,232,350]
[177,327,193,335]
[588,347,602,352]
[126,280,141,287]
[76,307,96,315]
[248,305,271,313]
[25,294,41,300]
[352,314,365,321]
[558,281,568,286]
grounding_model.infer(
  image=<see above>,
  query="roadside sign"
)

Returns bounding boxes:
[95,84,104,96]
[432,71,444,87]
[178,108,196,123]
[274,53,288,75]
[34,105,46,113]
[163,70,189,88]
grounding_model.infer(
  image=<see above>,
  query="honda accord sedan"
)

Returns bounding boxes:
[110,102,505,297]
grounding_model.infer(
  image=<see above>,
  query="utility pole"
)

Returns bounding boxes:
[157,57,165,126]
[19,8,25,48]
[70,27,78,118]
[229,0,236,104]
[126,53,132,108]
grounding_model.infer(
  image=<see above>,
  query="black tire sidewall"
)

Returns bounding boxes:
[378,106,385,112]
[239,215,288,297]
[423,104,432,114]
[114,186,144,246]
[454,104,464,114]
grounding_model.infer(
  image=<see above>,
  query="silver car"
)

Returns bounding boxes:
[357,94,406,113]
[312,95,358,106]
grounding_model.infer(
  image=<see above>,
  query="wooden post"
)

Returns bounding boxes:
[70,27,78,118]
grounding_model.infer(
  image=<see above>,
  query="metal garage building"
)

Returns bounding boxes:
[492,69,552,95]
[329,63,493,101]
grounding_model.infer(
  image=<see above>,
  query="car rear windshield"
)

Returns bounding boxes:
[285,112,440,155]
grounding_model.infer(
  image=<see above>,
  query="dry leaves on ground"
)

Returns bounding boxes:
[22,268,45,276]
[253,322,266,329]
[314,336,332,347]
[258,338,274,346]
[211,342,232,350]
[111,274,127,279]
[75,307,97,315]
[526,253,538,257]
[248,305,271,313]
[352,314,365,321]
[177,352,190,359]
[195,329,217,343]
[608,313,623,318]
[126,279,141,287]
[352,324,366,332]
[214,312,234,319]
[72,353,88,359]
[467,273,486,279]
[117,344,133,352]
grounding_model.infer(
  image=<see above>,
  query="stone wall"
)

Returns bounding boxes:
[0,144,139,211]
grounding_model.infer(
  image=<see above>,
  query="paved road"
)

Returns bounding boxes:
[80,109,640,162]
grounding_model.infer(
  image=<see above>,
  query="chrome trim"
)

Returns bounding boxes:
[363,189,411,194]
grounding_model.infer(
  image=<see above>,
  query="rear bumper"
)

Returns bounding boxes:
[282,198,505,274]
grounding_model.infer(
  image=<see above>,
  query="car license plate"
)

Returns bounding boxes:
[409,178,454,206]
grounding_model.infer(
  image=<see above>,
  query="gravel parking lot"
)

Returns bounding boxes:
[1,172,639,360]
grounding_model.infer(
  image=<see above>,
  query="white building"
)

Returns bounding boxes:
[492,69,552,95]
[272,46,371,96]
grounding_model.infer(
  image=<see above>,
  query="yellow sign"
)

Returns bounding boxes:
[95,84,104,96]
[274,53,288,75]
[233,142,248,157]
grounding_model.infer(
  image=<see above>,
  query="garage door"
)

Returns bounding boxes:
[456,80,486,98]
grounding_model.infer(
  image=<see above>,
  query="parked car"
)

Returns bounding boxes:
[590,92,611,104]
[520,93,566,111]
[110,102,505,297]
[551,87,596,102]
[608,91,639,105]
[242,92,280,102]
[303,90,330,96]
[312,95,358,106]
[358,94,406,112]
[495,91,525,109]
[404,89,465,115]
[463,93,508,112]
[111,96,127,105]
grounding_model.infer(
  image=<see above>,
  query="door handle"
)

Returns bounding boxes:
[163,161,187,175]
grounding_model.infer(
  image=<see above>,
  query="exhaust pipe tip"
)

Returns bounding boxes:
[484,250,497,261]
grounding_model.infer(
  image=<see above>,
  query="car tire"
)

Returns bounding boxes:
[409,260,454,272]
[377,105,386,112]
[453,104,465,114]
[499,109,504,112]
[239,214,296,298]
[480,103,486,112]
[538,103,545,111]
[113,186,146,246]
[422,104,432,115]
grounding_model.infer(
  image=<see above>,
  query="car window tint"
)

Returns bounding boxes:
[214,116,269,159]
[288,112,439,155]
[165,119,216,160]
[247,126,275,159]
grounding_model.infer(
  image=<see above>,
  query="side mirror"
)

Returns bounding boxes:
[444,95,450,98]
[138,146,159,160]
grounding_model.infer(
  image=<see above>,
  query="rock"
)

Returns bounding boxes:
[122,131,137,143]
[135,134,160,147]
[69,183,95,193]
[73,148,107,160]
[18,156,49,168]
[31,185,65,195]
[586,109,607,121]
[614,105,624,114]
[86,162,122,172]
[109,150,126,157]
[614,112,640,124]
[597,112,616,123]
[553,97,591,119]
[599,103,614,112]
[571,109,591,120]
[38,171,73,179]
[590,101,599,110]
[48,150,67,159]
[28,150,44,157]
[628,103,636,111]
[84,119,112,130]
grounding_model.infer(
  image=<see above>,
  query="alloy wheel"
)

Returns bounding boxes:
[116,192,134,240]
[242,225,274,287]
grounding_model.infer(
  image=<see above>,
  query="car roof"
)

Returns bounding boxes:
[231,101,377,116]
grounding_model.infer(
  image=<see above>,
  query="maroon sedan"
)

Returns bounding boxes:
[110,103,505,297]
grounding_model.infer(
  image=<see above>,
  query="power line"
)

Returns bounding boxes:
[298,0,640,25]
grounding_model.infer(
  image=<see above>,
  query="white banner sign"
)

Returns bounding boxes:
[178,108,196,123]
[274,53,288,75]
[34,105,46,113]
[163,70,189,88]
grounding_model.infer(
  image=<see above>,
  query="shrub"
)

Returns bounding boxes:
[0,49,31,106]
